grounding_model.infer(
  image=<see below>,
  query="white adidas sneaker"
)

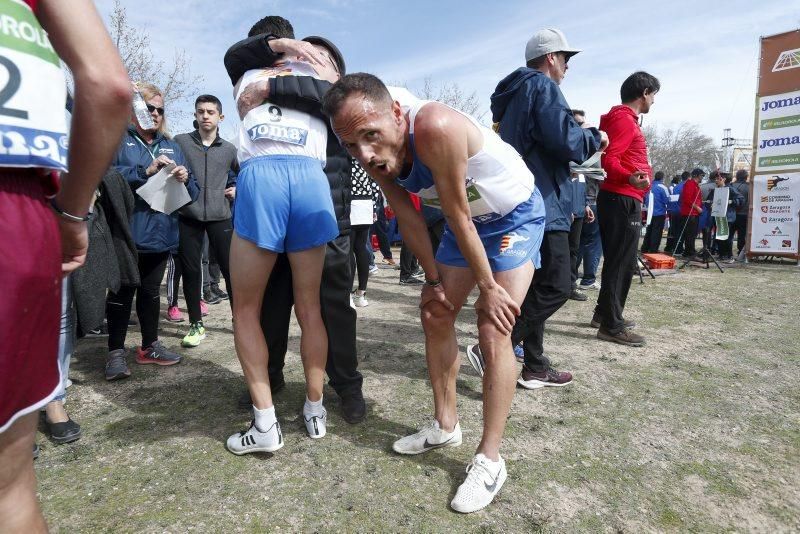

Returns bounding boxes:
[304,408,327,439]
[392,420,462,455]
[451,453,508,513]
[226,420,283,455]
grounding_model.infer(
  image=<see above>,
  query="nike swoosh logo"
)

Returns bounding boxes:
[484,474,498,493]
[422,435,455,450]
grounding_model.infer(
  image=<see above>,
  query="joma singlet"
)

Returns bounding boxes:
[388,87,535,224]
[235,61,327,165]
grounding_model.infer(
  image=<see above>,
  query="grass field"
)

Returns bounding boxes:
[35,259,800,532]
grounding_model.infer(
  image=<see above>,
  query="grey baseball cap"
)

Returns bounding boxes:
[525,28,581,62]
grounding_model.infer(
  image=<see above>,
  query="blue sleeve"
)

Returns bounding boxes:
[529,81,601,163]
[112,142,149,189]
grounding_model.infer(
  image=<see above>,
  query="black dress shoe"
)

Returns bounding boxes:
[340,390,366,424]
[236,374,286,409]
[47,418,82,444]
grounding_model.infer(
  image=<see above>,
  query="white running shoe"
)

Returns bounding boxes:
[353,291,369,307]
[226,420,283,455]
[304,408,327,439]
[465,344,485,377]
[450,453,508,513]
[392,420,462,455]
[349,294,356,309]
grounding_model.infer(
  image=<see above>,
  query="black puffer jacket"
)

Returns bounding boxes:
[324,125,351,235]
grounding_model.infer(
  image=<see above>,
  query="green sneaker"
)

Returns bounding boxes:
[181,321,206,347]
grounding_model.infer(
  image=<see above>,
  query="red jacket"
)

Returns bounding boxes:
[599,105,652,202]
[679,178,702,217]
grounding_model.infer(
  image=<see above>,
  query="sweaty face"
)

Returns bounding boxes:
[331,95,405,180]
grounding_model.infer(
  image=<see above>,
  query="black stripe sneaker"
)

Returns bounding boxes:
[392,420,462,455]
[226,420,283,455]
[303,408,327,439]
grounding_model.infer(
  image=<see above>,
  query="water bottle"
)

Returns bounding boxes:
[132,85,155,130]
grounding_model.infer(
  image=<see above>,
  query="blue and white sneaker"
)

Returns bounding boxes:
[513,343,524,363]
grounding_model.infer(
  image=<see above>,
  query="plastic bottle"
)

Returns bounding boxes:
[132,85,155,130]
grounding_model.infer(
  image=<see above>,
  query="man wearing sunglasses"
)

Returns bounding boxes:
[485,28,607,390]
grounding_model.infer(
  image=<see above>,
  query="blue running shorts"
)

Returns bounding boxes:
[234,155,339,253]
[435,187,546,272]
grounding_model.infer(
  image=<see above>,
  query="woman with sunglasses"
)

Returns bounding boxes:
[104,82,199,380]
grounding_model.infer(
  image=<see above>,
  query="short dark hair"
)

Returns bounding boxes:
[671,175,680,185]
[710,170,722,180]
[681,171,690,181]
[620,71,660,103]
[195,94,222,114]
[248,16,294,38]
[735,169,749,182]
[654,171,664,181]
[322,73,393,118]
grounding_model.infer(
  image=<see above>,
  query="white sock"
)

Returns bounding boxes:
[253,405,277,433]
[303,396,324,417]
[477,453,502,473]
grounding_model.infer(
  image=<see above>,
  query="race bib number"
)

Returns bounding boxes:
[0,0,68,171]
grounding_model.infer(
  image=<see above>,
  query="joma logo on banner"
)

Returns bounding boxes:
[761,95,800,111]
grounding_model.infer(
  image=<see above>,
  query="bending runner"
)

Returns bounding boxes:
[227,42,344,452]
[322,74,545,513]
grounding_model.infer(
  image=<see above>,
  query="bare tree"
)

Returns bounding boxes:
[107,0,202,119]
[642,122,720,178]
[416,77,486,121]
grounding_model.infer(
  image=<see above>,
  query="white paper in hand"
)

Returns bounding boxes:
[136,163,192,214]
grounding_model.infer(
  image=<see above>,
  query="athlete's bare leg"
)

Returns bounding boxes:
[0,413,47,533]
[476,261,534,461]
[287,245,328,402]
[230,232,277,410]
[420,263,476,433]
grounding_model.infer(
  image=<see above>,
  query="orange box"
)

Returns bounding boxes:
[642,253,676,269]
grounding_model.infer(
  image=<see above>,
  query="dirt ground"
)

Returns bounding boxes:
[34,257,800,532]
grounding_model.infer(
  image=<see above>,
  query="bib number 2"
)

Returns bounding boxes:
[0,56,28,120]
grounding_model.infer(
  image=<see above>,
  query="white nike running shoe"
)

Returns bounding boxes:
[392,420,462,455]
[451,453,508,513]
[304,408,327,439]
[226,420,283,455]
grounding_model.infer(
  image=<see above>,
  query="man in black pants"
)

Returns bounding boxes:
[174,95,238,348]
[729,169,750,256]
[490,28,606,389]
[224,16,365,422]
[593,72,660,347]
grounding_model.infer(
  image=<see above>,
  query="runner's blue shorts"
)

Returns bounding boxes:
[435,187,546,272]
[234,155,338,253]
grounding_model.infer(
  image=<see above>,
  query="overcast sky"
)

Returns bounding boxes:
[94,0,795,143]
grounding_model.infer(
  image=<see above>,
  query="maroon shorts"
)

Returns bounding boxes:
[0,171,62,433]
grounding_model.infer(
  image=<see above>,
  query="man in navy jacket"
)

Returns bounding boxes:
[490,28,606,389]
[641,171,670,253]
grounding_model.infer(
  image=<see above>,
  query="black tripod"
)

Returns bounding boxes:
[672,185,724,274]
[636,254,655,283]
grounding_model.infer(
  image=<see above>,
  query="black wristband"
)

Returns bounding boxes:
[425,278,442,287]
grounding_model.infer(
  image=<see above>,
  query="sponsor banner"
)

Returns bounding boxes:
[759,30,800,96]
[756,90,800,172]
[749,172,800,254]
